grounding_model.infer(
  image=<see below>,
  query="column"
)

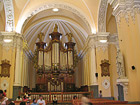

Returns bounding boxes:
[95,32,112,97]
[14,43,22,86]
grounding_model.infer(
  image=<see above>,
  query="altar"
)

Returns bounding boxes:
[34,24,76,92]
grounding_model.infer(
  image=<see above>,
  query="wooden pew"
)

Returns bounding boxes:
[72,98,129,105]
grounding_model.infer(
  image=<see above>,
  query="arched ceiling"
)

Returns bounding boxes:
[23,8,88,52]
[12,0,101,52]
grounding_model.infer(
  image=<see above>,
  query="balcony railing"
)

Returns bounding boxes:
[20,91,93,103]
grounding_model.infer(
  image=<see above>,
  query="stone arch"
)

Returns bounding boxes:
[3,0,15,32]
[98,0,108,32]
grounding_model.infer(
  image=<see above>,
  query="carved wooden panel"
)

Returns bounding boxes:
[0,59,11,77]
[100,59,110,77]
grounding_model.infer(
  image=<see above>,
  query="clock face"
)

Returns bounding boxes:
[102,79,110,89]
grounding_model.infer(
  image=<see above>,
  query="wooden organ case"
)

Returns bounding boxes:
[35,24,76,92]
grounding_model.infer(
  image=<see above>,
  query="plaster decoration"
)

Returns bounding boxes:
[108,34,118,43]
[3,0,15,32]
[79,35,96,57]
[116,49,126,79]
[0,32,33,58]
[1,80,9,90]
[117,78,129,95]
[95,32,109,52]
[98,0,108,32]
[88,38,96,49]
[96,43,109,53]
[108,34,119,48]
[79,33,119,57]
[0,32,23,51]
[102,79,110,89]
[110,0,140,25]
[19,3,93,34]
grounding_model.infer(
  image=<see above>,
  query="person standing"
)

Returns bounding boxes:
[99,90,102,98]
[37,95,45,105]
[53,96,57,105]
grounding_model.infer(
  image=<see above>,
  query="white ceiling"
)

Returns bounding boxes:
[23,8,90,52]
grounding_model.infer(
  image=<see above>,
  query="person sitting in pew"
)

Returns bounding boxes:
[31,98,39,105]
[23,95,28,101]
[16,96,22,101]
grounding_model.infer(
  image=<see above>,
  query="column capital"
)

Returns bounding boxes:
[0,32,24,51]
[79,33,119,56]
[95,32,109,51]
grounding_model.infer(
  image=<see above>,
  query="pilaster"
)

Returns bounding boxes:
[0,32,33,98]
[109,0,140,101]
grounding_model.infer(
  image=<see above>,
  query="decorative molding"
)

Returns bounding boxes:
[117,78,129,95]
[3,0,15,32]
[0,32,33,58]
[102,79,110,89]
[0,32,22,50]
[108,33,119,49]
[98,0,108,32]
[79,35,96,57]
[79,33,119,57]
[1,80,9,90]
[21,3,92,33]
[95,32,109,52]
[110,0,140,25]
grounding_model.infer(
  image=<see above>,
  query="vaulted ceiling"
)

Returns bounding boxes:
[0,0,101,52]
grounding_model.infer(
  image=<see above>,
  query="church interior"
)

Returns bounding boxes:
[0,0,140,104]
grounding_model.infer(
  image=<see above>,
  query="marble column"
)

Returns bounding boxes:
[14,37,23,86]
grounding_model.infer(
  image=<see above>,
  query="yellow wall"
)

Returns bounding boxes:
[108,44,118,100]
[0,46,16,98]
[0,35,34,98]
[117,12,140,101]
[106,5,117,34]
[96,47,111,97]
[0,6,5,31]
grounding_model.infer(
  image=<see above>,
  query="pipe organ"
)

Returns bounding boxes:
[35,24,76,92]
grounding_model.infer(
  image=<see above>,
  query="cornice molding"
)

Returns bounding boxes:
[0,32,33,58]
[19,3,92,33]
[110,0,140,24]
[79,33,119,57]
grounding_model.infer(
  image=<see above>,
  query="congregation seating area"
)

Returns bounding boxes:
[18,91,93,104]
[13,92,140,105]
